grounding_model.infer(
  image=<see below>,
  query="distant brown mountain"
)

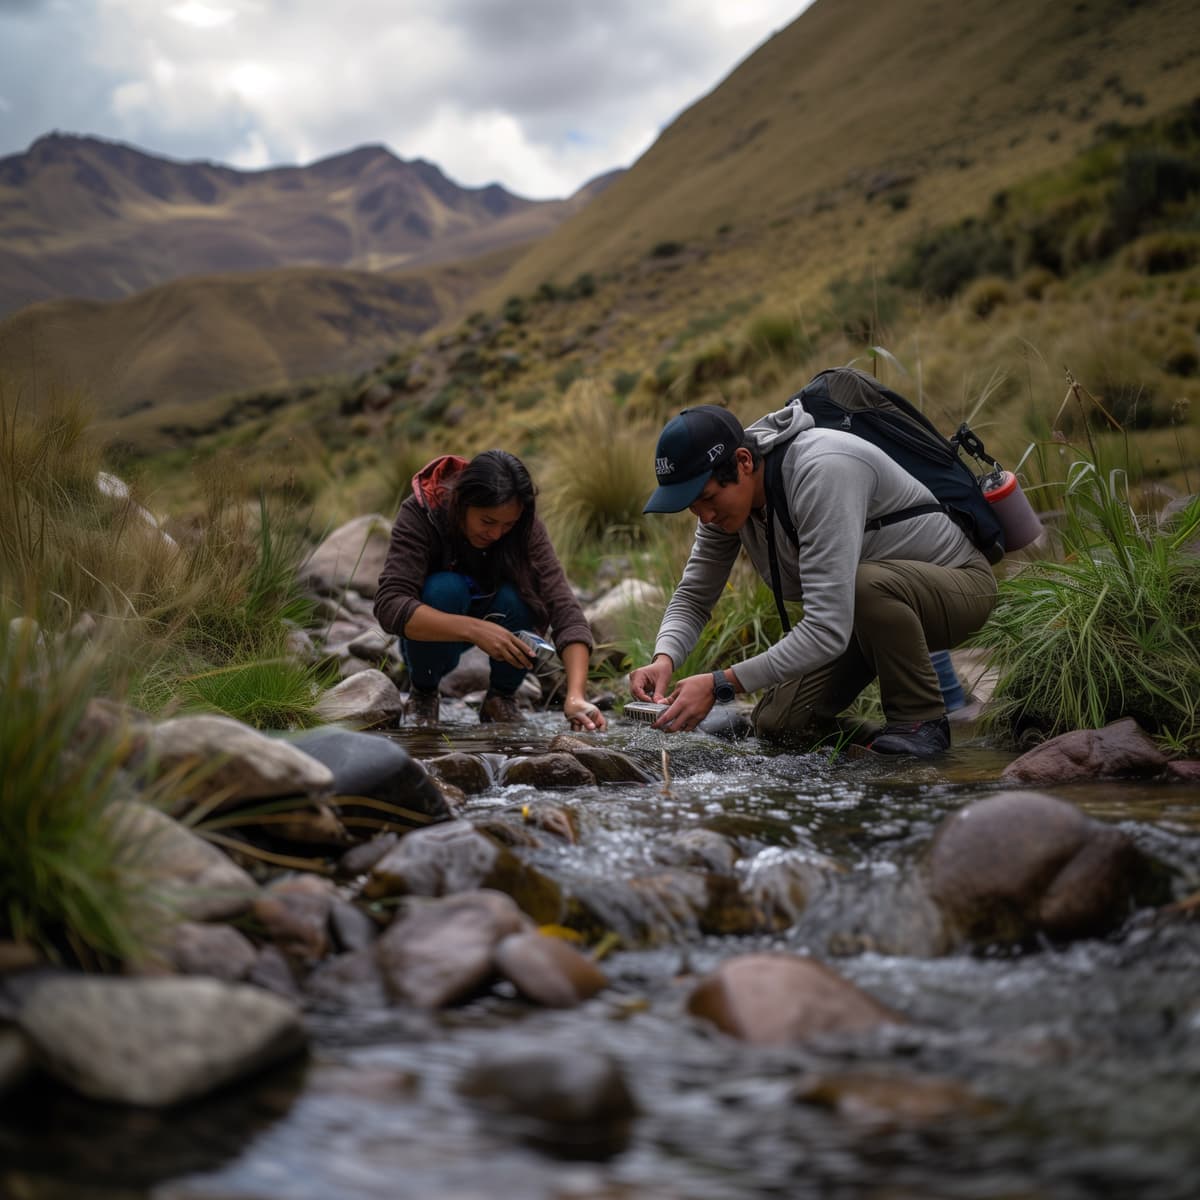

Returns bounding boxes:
[0,134,607,317]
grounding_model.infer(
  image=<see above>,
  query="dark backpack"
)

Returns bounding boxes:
[761,366,1004,632]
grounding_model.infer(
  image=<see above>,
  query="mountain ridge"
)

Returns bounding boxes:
[0,132,612,317]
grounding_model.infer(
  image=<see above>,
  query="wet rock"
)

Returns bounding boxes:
[547,734,656,783]
[377,890,531,1008]
[0,941,42,972]
[337,832,398,878]
[17,975,306,1107]
[925,790,1158,946]
[166,922,257,981]
[291,727,451,837]
[0,1027,34,1098]
[501,752,596,789]
[145,715,333,816]
[363,819,564,924]
[687,953,903,1045]
[1164,760,1200,783]
[740,846,841,928]
[245,945,303,1002]
[347,626,396,661]
[109,802,258,922]
[266,801,346,847]
[330,897,378,953]
[305,948,388,1009]
[697,704,755,739]
[520,800,580,844]
[458,1047,637,1158]
[75,696,149,763]
[425,751,497,794]
[793,1070,1000,1125]
[252,875,336,964]
[1001,717,1168,785]
[655,828,739,873]
[493,932,608,1007]
[300,513,392,598]
[313,668,405,729]
[441,645,542,703]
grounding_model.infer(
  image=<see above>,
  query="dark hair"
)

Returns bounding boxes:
[446,449,537,576]
[711,436,760,486]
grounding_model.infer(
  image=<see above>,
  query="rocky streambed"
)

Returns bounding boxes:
[3,704,1200,1200]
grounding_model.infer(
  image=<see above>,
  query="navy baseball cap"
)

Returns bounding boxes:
[643,405,745,514]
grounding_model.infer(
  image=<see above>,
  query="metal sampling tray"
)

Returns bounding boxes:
[624,701,670,724]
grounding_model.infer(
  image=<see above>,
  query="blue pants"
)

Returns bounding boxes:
[401,572,531,696]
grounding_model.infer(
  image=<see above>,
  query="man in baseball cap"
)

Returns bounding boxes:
[629,376,998,760]
[643,405,747,514]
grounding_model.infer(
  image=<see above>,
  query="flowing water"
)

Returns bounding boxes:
[5,711,1200,1200]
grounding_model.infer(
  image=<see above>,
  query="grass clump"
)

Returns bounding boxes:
[972,400,1200,749]
[0,623,161,965]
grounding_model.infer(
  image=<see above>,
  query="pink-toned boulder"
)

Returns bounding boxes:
[686,953,903,1045]
[493,932,608,1007]
[251,875,337,965]
[1001,718,1167,785]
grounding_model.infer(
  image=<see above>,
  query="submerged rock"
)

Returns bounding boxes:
[493,932,608,1007]
[363,819,564,924]
[500,752,596,789]
[377,890,530,1008]
[458,1046,637,1158]
[925,789,1162,946]
[687,952,904,1045]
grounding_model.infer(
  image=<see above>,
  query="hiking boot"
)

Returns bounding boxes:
[406,687,440,727]
[478,690,523,724]
[868,715,951,759]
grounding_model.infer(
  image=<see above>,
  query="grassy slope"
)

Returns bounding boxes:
[10,0,1200,507]
[499,0,1200,302]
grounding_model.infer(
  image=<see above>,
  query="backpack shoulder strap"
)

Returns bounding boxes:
[761,446,797,634]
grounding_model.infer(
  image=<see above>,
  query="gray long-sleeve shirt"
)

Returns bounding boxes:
[653,399,990,694]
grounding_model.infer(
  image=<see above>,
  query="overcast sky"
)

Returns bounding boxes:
[0,0,812,199]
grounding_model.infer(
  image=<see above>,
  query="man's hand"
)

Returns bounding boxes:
[653,672,717,732]
[628,654,674,702]
[564,696,607,732]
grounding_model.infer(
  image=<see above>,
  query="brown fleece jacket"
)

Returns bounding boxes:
[372,455,593,653]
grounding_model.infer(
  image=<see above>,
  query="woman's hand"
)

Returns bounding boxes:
[470,619,535,669]
[629,654,674,702]
[564,696,607,732]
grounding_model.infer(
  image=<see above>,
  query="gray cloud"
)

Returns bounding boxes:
[0,0,807,195]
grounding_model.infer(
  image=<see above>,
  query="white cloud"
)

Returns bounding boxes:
[0,0,811,195]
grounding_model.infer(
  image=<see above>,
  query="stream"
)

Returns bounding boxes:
[5,710,1200,1200]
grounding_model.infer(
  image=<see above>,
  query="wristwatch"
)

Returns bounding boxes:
[711,669,736,704]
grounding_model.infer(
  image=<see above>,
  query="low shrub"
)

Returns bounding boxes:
[890,219,1013,299]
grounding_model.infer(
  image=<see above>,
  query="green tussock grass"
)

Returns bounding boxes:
[972,422,1200,748]
[0,624,165,965]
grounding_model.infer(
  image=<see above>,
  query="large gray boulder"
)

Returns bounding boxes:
[17,975,306,1106]
[111,802,258,922]
[300,514,392,598]
[313,668,405,729]
[144,714,333,816]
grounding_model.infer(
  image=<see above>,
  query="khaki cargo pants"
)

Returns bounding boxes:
[752,557,997,741]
